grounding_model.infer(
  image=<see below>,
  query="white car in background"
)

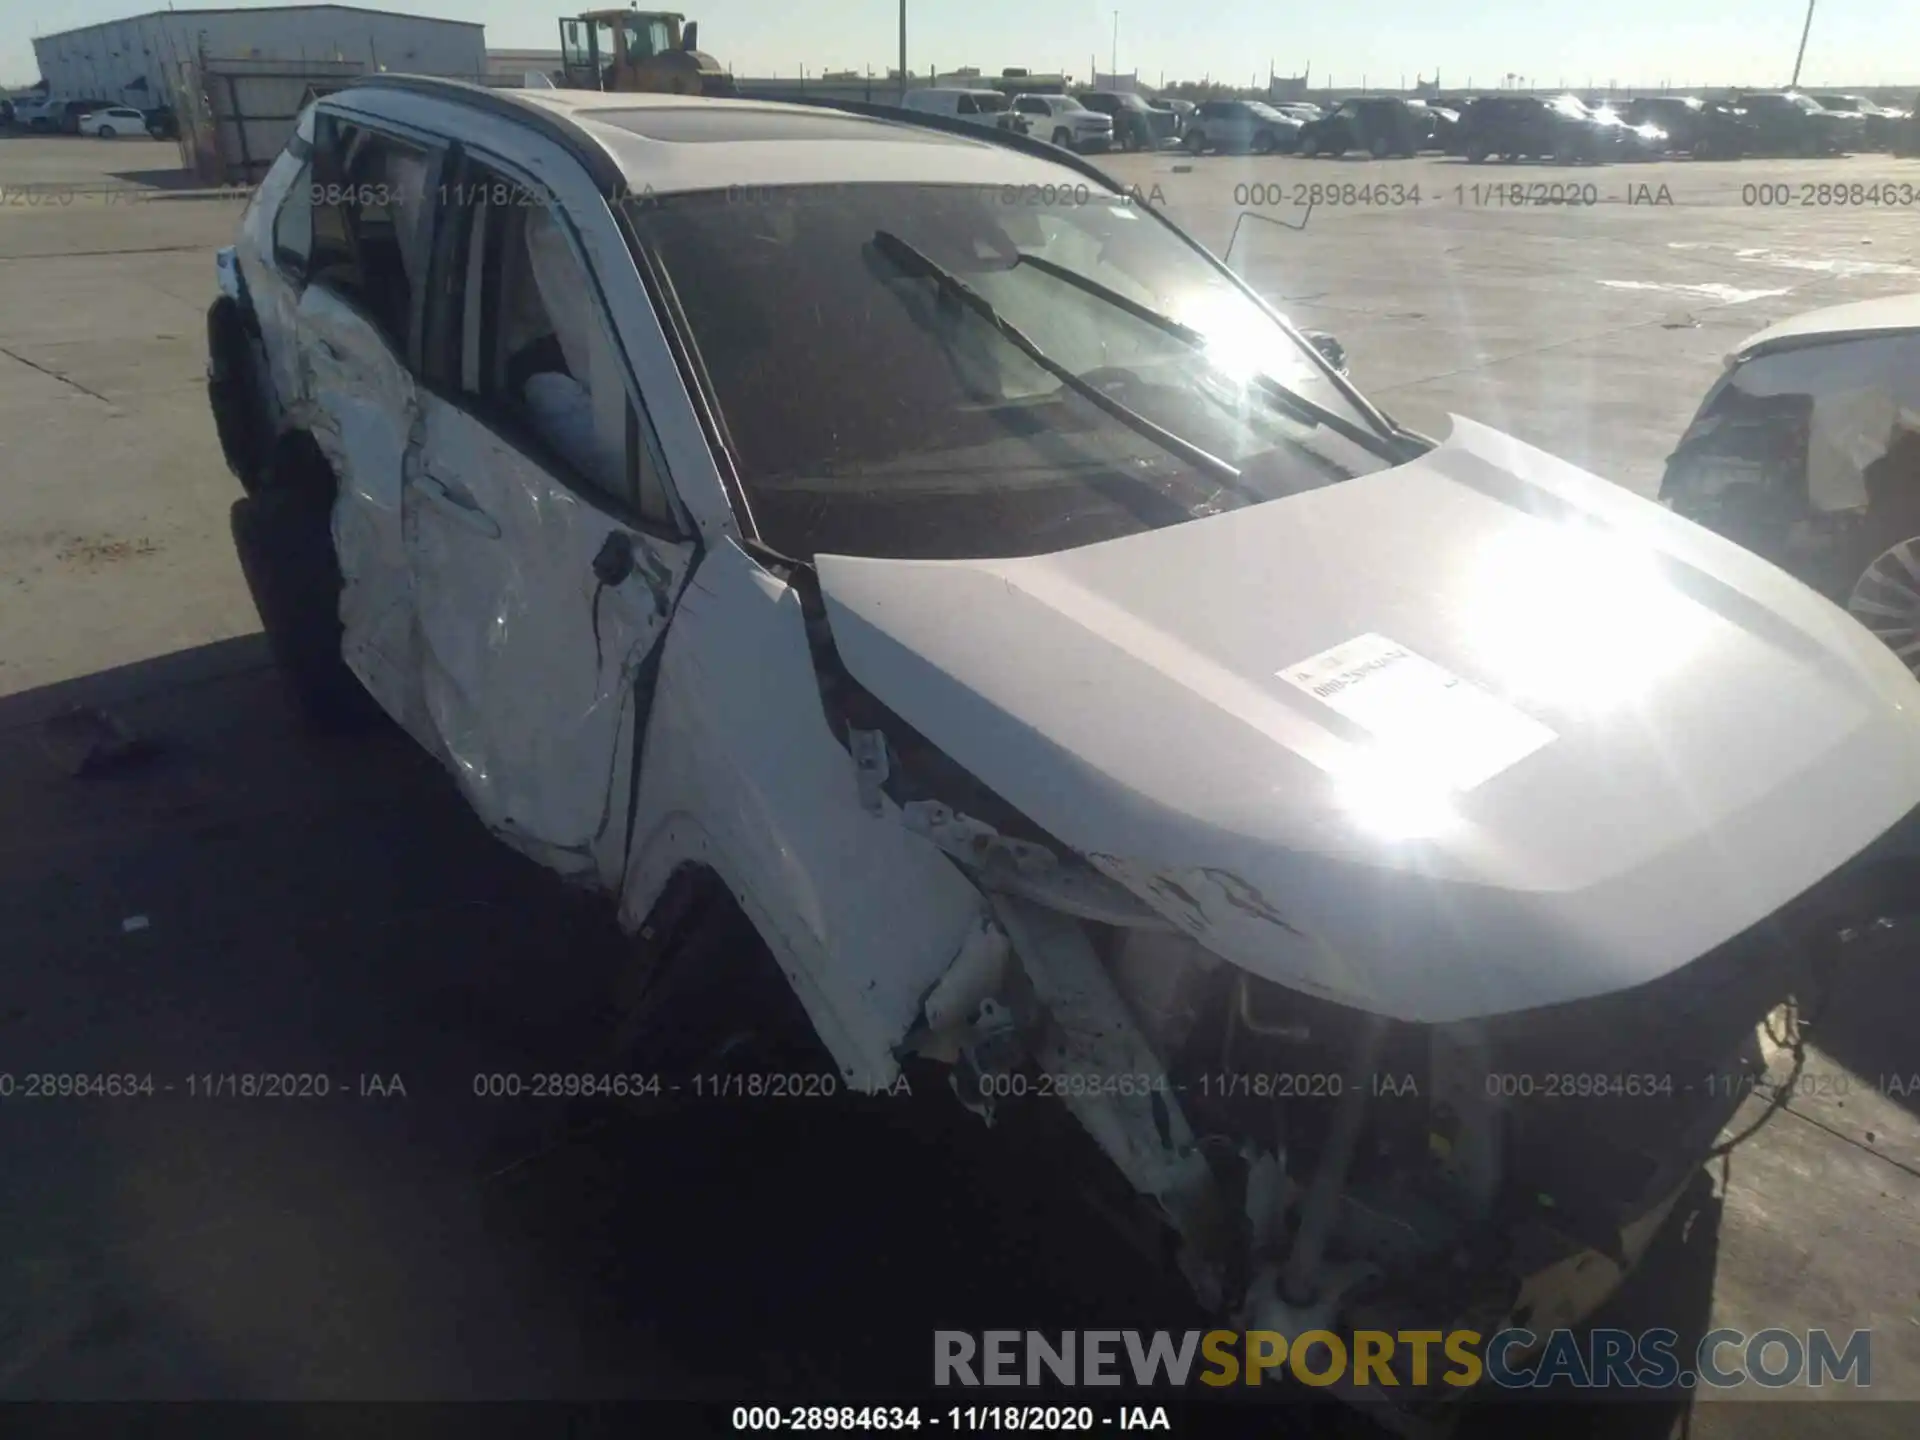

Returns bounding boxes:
[78,106,148,138]
[902,86,1029,137]
[1009,92,1112,152]
[1662,291,1920,677]
[207,80,1920,1426]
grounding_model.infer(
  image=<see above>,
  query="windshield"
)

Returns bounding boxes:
[1247,103,1290,120]
[627,184,1394,561]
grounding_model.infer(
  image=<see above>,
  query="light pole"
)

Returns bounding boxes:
[1789,0,1816,87]
[897,0,906,101]
[1111,11,1118,86]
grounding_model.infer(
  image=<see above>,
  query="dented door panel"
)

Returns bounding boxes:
[294,284,427,737]
[406,399,690,882]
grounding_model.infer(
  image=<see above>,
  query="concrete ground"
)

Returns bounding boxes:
[2,130,1918,1434]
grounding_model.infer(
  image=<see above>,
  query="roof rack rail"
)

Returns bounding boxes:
[334,73,632,198]
[741,91,1133,194]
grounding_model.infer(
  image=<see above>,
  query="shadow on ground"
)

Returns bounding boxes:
[0,638,1849,1437]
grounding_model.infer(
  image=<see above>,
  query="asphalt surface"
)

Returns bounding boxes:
[2,131,1918,1435]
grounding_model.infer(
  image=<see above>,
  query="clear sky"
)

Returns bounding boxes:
[4,0,1917,92]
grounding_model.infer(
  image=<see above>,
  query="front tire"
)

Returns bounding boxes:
[1184,128,1206,155]
[229,476,381,732]
[1466,138,1489,163]
[1251,130,1275,155]
[1369,133,1390,159]
[1052,127,1073,149]
[97,124,116,138]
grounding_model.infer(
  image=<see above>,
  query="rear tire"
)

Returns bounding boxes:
[1369,133,1390,159]
[1183,128,1206,155]
[97,124,116,138]
[229,473,382,733]
[1466,139,1489,163]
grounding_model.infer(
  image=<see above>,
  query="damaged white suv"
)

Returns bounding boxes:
[209,78,1920,1414]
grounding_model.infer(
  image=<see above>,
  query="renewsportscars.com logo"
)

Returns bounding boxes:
[934,1328,1873,1391]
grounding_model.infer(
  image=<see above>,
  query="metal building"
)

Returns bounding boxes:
[31,5,487,106]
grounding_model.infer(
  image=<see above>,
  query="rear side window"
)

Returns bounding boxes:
[304,117,436,357]
[273,161,314,274]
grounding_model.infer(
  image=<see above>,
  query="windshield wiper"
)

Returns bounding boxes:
[871,229,1243,488]
[1011,251,1415,462]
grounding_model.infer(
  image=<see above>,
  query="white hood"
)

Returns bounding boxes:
[818,417,1920,1023]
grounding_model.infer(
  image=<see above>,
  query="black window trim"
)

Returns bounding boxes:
[282,103,448,378]
[417,140,689,545]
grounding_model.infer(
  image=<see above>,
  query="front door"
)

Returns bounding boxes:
[405,157,693,886]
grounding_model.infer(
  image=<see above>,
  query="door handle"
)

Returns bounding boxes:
[417,472,501,539]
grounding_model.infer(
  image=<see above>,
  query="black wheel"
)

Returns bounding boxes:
[1466,139,1489,163]
[1051,127,1072,149]
[97,124,116,138]
[1847,530,1920,679]
[1298,132,1318,157]
[229,471,382,732]
[1369,132,1390,159]
[1251,130,1275,155]
[1183,128,1206,155]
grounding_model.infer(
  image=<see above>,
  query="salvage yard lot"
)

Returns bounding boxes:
[2,131,1918,1433]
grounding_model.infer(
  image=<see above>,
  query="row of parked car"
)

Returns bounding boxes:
[1146,90,1917,162]
[902,85,1191,152]
[1,95,177,138]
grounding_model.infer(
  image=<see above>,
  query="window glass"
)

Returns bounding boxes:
[627,183,1393,562]
[273,160,313,273]
[443,166,675,527]
[305,119,432,354]
[1668,334,1920,519]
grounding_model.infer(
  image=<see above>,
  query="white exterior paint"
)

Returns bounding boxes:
[31,6,485,105]
[817,415,1920,1022]
[1736,289,1920,356]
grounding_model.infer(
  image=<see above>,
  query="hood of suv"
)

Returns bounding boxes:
[818,416,1920,1024]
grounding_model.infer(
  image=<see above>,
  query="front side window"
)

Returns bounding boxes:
[628,184,1395,562]
[973,92,1009,113]
[1015,98,1048,115]
[273,160,314,274]
[1667,334,1920,524]
[440,167,674,527]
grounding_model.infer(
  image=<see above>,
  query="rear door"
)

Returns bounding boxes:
[281,112,444,732]
[406,149,694,886]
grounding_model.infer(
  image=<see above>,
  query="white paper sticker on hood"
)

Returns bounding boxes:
[1279,634,1557,792]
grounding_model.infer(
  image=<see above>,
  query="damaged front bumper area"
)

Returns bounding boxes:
[892,789,1920,1410]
